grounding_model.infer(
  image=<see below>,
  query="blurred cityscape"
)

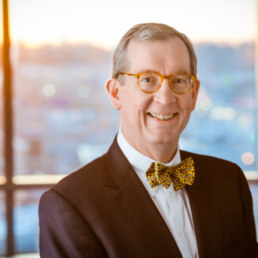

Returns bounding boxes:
[0,41,257,254]
[8,41,257,176]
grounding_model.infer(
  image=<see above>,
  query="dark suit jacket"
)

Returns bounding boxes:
[39,138,258,258]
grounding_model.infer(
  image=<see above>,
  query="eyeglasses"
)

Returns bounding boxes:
[117,71,197,94]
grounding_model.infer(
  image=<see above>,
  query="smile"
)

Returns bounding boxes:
[148,112,177,121]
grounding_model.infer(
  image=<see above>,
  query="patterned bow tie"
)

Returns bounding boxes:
[146,157,195,191]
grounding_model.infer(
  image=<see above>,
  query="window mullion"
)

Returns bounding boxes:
[2,0,14,256]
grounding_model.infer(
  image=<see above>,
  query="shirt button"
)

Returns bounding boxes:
[178,232,182,237]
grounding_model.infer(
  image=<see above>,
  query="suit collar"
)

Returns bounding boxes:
[181,150,222,257]
[104,138,182,257]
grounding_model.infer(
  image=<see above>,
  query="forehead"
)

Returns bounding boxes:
[126,38,191,74]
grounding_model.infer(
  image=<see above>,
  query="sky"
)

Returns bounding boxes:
[8,0,257,49]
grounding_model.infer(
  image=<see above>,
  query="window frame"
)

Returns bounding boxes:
[1,2,55,256]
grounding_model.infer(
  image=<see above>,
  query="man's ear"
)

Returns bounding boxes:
[106,78,121,110]
[191,79,200,110]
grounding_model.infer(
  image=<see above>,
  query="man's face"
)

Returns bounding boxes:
[107,38,199,157]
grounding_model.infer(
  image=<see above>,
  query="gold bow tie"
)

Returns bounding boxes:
[146,157,195,191]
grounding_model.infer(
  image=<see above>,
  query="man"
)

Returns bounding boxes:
[39,23,258,257]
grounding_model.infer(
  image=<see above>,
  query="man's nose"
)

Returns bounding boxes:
[153,79,176,104]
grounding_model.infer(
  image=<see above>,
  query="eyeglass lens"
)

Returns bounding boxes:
[139,72,192,93]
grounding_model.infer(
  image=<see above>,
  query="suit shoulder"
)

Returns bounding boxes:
[181,150,244,180]
[181,150,240,168]
[51,152,109,196]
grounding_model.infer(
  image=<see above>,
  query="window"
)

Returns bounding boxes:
[182,43,256,171]
[14,189,45,253]
[1,0,257,256]
[0,191,6,255]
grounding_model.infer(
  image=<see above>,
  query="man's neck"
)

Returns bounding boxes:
[120,130,178,163]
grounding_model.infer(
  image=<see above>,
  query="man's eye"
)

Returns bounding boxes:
[173,78,186,84]
[142,77,155,83]
[140,77,158,86]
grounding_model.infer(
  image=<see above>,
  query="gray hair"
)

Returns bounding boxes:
[112,23,197,79]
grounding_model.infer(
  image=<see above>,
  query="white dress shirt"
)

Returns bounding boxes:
[117,131,199,258]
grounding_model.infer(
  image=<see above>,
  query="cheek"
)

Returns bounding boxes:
[119,95,145,120]
[179,94,196,112]
[122,92,151,111]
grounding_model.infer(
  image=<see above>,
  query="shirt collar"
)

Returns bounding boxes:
[117,130,181,174]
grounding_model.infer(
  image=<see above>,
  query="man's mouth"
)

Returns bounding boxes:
[148,112,178,121]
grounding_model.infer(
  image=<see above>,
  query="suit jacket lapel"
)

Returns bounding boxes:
[104,139,182,257]
[181,151,221,258]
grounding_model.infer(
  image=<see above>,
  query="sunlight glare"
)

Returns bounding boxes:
[10,0,256,49]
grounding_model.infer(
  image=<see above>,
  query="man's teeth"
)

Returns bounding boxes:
[149,113,175,121]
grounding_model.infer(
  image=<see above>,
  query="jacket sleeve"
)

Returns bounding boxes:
[238,167,258,257]
[38,189,107,258]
